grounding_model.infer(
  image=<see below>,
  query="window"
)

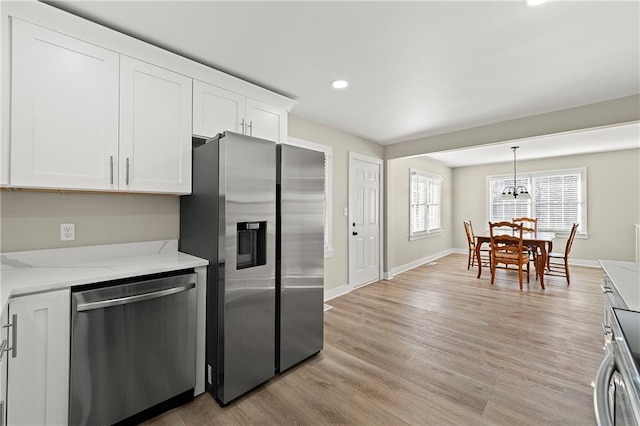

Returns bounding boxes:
[487,168,587,234]
[489,176,531,222]
[410,169,442,239]
[287,137,334,257]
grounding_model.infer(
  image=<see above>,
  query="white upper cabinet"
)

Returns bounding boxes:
[10,18,120,191]
[119,57,192,194]
[4,3,296,194]
[9,20,192,194]
[246,97,287,143]
[193,80,287,143]
[193,80,245,138]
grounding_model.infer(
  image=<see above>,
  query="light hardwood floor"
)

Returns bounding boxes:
[145,253,604,425]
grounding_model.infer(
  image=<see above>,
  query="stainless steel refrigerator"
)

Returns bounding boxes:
[179,133,324,405]
[180,132,276,405]
[276,143,324,372]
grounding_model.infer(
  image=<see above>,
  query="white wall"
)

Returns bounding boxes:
[385,156,453,276]
[288,114,385,293]
[452,148,640,262]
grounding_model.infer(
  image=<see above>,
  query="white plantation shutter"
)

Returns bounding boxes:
[410,169,442,236]
[534,172,581,232]
[322,152,332,251]
[487,168,586,233]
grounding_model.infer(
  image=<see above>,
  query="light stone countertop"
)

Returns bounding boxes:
[600,259,640,311]
[1,240,208,311]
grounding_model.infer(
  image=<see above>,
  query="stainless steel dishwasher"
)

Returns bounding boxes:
[70,271,197,426]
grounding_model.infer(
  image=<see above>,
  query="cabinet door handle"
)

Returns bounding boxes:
[109,156,114,185]
[125,157,130,185]
[2,314,17,359]
[240,119,245,135]
[248,120,253,136]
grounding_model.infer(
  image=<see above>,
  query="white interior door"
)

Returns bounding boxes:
[349,154,382,287]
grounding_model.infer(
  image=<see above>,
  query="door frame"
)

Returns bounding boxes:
[348,152,384,288]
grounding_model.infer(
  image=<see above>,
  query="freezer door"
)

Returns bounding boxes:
[218,132,276,404]
[278,144,325,372]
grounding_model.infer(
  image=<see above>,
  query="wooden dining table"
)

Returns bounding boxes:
[475,231,556,288]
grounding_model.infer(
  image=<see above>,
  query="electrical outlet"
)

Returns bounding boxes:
[60,223,75,241]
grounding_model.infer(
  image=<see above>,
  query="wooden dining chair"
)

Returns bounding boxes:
[513,217,540,270]
[512,217,537,233]
[463,220,490,270]
[546,223,579,285]
[489,221,531,289]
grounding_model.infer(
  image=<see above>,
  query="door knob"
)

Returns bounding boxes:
[352,231,358,236]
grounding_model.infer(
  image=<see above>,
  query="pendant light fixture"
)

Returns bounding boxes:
[499,146,531,201]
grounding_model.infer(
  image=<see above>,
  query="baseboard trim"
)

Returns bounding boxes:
[324,284,350,301]
[385,249,455,280]
[568,258,600,268]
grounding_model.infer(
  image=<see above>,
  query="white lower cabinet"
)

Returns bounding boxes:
[1,307,8,426]
[193,79,287,143]
[7,289,70,426]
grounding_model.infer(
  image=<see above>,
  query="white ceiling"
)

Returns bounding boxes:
[45,0,639,157]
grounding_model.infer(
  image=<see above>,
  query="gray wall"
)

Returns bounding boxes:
[0,190,179,252]
[386,95,640,159]
[385,156,453,274]
[452,148,640,262]
[288,114,385,292]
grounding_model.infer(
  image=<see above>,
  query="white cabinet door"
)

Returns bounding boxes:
[119,56,192,194]
[10,19,120,191]
[193,80,245,138]
[0,307,7,426]
[194,81,287,143]
[246,97,287,143]
[7,289,70,426]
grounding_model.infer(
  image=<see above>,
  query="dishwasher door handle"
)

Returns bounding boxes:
[76,282,196,312]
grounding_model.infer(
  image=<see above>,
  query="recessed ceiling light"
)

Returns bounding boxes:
[526,0,550,5]
[331,80,349,89]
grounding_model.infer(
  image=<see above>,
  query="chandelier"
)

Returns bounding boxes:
[499,146,531,201]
